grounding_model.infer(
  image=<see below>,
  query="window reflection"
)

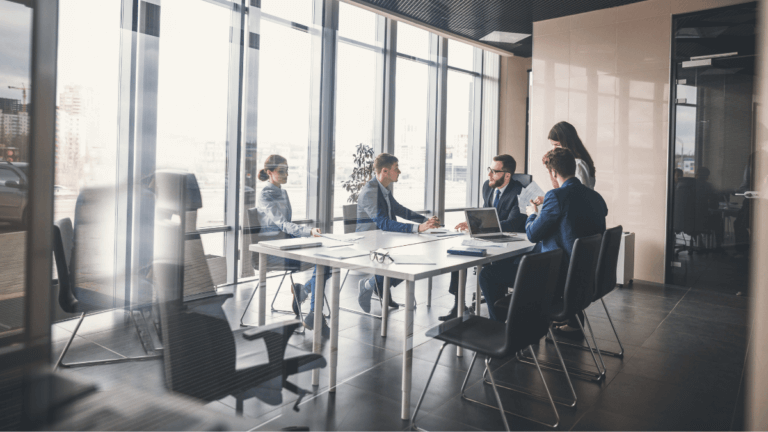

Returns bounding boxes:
[394,58,429,211]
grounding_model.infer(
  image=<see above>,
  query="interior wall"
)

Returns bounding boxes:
[528,0,753,283]
[748,2,768,429]
[498,56,532,172]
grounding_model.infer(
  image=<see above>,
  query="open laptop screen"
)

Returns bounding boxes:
[465,208,502,235]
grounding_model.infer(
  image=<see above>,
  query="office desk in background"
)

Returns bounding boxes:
[249,230,535,420]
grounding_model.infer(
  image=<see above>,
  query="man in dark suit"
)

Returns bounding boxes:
[439,154,527,321]
[356,153,440,312]
[524,147,607,330]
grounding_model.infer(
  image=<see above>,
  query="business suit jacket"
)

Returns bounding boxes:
[482,179,527,233]
[525,177,607,284]
[356,177,428,233]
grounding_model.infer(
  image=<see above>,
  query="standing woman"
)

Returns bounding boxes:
[533,121,596,205]
[257,154,331,337]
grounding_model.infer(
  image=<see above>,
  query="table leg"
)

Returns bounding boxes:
[258,254,267,326]
[475,264,483,317]
[401,279,415,420]
[312,264,326,386]
[427,277,432,307]
[329,268,340,392]
[457,269,466,357]
[381,276,391,337]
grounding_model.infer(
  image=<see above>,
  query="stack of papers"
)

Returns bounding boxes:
[315,247,368,260]
[320,233,364,242]
[517,181,546,213]
[260,238,322,250]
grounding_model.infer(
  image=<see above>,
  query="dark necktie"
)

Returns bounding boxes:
[493,189,501,209]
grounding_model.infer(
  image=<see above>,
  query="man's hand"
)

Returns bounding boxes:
[549,169,559,189]
[455,221,468,231]
[533,196,545,206]
[310,228,322,237]
[418,218,440,232]
[526,199,538,216]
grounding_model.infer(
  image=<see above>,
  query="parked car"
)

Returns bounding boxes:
[0,162,28,227]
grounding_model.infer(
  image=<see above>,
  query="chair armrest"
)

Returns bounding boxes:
[242,319,301,340]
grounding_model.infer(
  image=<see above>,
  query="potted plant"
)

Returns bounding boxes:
[341,143,375,203]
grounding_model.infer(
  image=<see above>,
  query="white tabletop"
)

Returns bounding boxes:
[249,230,535,281]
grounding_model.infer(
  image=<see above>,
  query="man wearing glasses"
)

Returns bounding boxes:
[440,154,527,321]
[356,153,440,312]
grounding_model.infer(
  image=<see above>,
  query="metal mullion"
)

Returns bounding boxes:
[240,0,261,278]
[426,35,447,221]
[117,0,139,308]
[467,47,484,207]
[260,10,321,37]
[339,35,382,53]
[379,18,396,155]
[224,0,246,285]
[23,0,58,357]
[396,53,435,67]
[447,64,479,76]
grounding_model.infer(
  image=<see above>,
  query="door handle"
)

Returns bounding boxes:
[735,191,759,199]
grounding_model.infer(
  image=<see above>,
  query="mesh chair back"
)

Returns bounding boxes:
[503,249,564,351]
[512,174,533,188]
[53,218,77,313]
[594,226,623,300]
[342,204,357,234]
[562,234,603,315]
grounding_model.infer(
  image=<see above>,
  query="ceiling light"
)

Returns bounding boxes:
[480,31,530,44]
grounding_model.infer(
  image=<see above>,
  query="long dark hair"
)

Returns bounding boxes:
[548,121,595,178]
[258,154,287,181]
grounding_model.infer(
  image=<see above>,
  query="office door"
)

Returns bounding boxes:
[667,3,757,294]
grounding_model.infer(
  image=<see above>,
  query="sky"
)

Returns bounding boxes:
[0,1,32,101]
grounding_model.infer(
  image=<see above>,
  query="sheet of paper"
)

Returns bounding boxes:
[319,239,355,248]
[517,180,546,213]
[320,233,363,242]
[423,228,449,234]
[462,239,507,248]
[391,255,436,265]
[314,247,369,260]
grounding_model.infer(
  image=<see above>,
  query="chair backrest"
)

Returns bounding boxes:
[502,249,563,353]
[561,233,603,315]
[594,226,623,300]
[53,218,78,313]
[246,208,301,273]
[342,204,357,234]
[512,174,532,188]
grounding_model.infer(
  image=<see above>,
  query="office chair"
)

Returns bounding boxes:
[52,218,162,370]
[513,234,605,382]
[240,208,320,330]
[673,178,698,256]
[512,173,533,188]
[412,249,566,430]
[547,226,625,358]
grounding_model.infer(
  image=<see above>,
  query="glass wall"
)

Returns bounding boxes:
[394,23,431,211]
[0,0,32,344]
[333,3,383,217]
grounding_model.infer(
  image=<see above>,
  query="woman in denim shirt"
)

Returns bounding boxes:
[258,154,331,336]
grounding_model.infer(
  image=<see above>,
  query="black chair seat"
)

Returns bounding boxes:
[429,316,508,358]
[68,286,115,313]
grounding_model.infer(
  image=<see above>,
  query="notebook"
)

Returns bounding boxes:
[259,238,322,250]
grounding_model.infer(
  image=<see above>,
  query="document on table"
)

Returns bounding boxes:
[319,239,355,248]
[391,255,436,265]
[319,233,364,242]
[517,180,546,213]
[462,239,508,248]
[315,247,369,260]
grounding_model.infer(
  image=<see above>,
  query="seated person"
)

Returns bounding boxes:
[356,153,440,312]
[257,154,331,337]
[440,154,527,321]
[479,148,607,322]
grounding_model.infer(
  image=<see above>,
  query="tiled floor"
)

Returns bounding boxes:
[53,271,750,431]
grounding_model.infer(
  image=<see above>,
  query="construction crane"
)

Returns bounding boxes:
[7,84,27,113]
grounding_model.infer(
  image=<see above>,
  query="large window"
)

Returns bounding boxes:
[394,23,432,211]
[445,40,479,210]
[333,3,382,217]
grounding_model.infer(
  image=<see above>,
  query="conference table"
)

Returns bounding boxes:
[249,229,535,420]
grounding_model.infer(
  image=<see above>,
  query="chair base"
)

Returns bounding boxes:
[411,344,560,431]
[546,298,626,359]
[54,312,163,371]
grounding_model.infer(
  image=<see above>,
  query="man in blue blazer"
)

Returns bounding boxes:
[439,154,527,321]
[480,148,607,322]
[356,153,440,312]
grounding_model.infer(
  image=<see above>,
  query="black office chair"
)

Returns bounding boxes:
[155,262,326,416]
[412,249,565,430]
[512,173,533,188]
[548,226,625,358]
[514,234,605,382]
[52,218,162,370]
[240,208,317,329]
[673,178,697,255]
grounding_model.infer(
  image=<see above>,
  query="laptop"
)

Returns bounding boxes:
[464,208,519,243]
